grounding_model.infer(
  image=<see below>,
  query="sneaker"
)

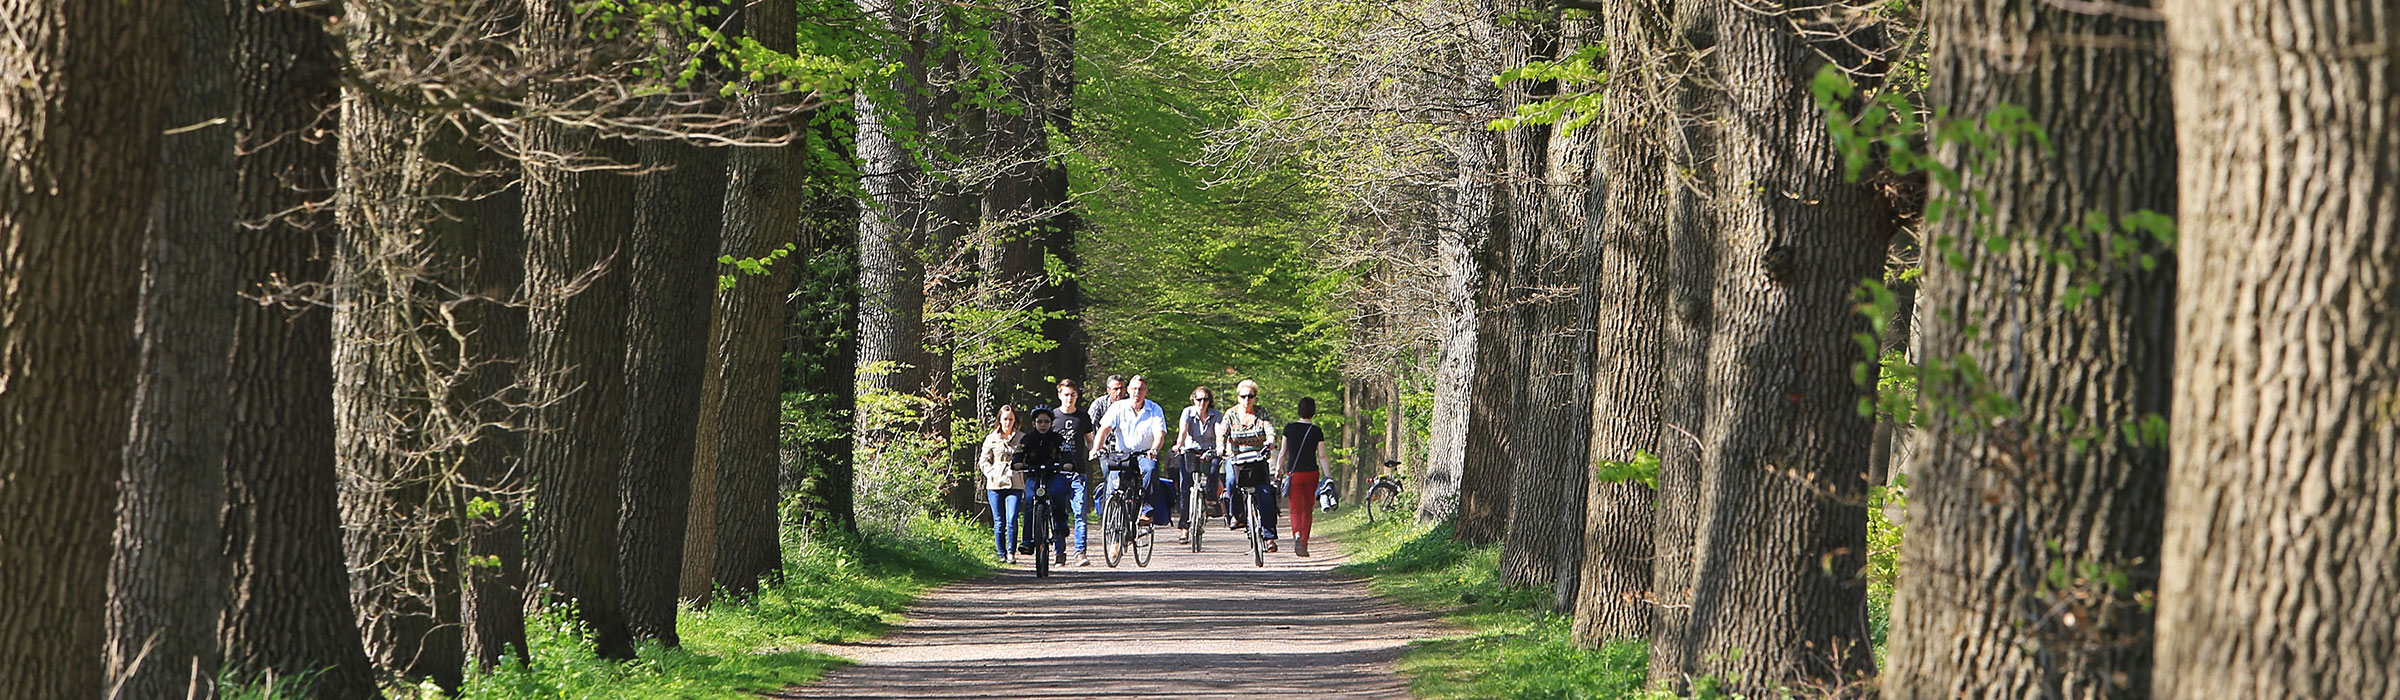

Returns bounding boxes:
[1055,551,1067,566]
[1229,520,1246,531]
[1176,531,1189,544]
[1075,555,1092,567]
[1266,541,1279,553]
[1295,543,1309,557]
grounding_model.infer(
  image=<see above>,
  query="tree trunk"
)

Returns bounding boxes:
[1034,0,1085,387]
[1669,1,1890,692]
[2154,3,2400,697]
[1500,11,1595,595]
[1884,1,2176,697]
[977,0,1053,417]
[1571,0,1668,645]
[789,114,862,538]
[1420,49,1506,527]
[219,4,384,696]
[453,155,530,672]
[0,3,178,698]
[855,0,932,454]
[108,1,236,696]
[617,138,726,644]
[1643,0,1719,684]
[518,0,636,661]
[708,0,807,598]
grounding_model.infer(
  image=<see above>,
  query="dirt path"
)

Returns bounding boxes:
[774,522,1452,699]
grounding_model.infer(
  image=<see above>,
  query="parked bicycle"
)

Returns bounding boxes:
[1098,447,1156,567]
[1365,459,1407,524]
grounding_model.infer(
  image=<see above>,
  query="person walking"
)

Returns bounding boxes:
[978,405,1026,563]
[1219,379,1279,550]
[1037,379,1098,567]
[1091,375,1168,525]
[1276,397,1333,558]
[1173,386,1223,544]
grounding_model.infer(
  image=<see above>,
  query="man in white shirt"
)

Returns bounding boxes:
[1091,374,1168,524]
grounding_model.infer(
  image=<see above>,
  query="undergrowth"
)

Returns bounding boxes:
[226,514,997,700]
[1324,511,1649,700]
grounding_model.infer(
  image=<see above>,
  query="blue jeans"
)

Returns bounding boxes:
[987,489,1022,558]
[1227,460,1278,540]
[1022,472,1080,557]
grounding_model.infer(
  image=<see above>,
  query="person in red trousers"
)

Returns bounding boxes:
[1275,396,1332,558]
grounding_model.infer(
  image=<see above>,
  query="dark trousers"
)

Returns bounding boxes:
[1176,452,1222,529]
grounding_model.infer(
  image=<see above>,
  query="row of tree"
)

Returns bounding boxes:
[0,0,1081,698]
[1227,0,2396,696]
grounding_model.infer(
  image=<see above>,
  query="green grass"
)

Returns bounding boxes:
[1324,511,1651,700]
[447,514,993,700]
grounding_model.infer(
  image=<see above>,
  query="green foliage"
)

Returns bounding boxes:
[1590,450,1659,490]
[1490,43,1608,135]
[1324,512,1652,699]
[216,669,321,700]
[1865,474,1906,654]
[449,516,991,700]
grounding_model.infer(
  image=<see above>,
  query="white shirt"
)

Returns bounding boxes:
[1102,398,1167,453]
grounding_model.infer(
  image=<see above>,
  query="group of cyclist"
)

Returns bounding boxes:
[975,374,1332,568]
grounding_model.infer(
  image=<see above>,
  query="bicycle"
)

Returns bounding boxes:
[1231,457,1273,567]
[1365,459,1407,525]
[1098,448,1156,568]
[1022,461,1069,578]
[1179,448,1216,553]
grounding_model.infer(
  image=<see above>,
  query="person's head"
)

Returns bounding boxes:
[1296,396,1316,419]
[1105,374,1127,399]
[1030,407,1055,432]
[1190,385,1213,409]
[1234,379,1261,411]
[994,404,1019,435]
[1056,378,1080,408]
[1128,375,1151,401]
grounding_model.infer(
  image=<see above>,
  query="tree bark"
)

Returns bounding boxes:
[707,0,807,598]
[1033,0,1086,387]
[108,1,236,696]
[1419,121,1499,525]
[518,0,636,661]
[2154,3,2400,697]
[977,0,1055,417]
[219,3,384,696]
[1884,1,2176,697]
[1668,1,1890,692]
[855,0,932,454]
[1572,0,1669,645]
[1500,11,1595,596]
[1643,0,1719,684]
[0,3,179,698]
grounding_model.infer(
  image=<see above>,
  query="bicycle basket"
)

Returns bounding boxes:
[1236,462,1271,489]
[1102,452,1140,472]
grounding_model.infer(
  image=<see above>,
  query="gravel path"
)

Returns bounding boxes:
[774,520,1451,699]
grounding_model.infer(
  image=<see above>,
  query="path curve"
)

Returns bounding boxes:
[775,523,1451,699]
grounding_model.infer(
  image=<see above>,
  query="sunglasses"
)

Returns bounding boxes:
[1237,393,1256,399]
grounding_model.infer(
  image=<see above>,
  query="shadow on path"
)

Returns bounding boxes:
[774,529,1451,699]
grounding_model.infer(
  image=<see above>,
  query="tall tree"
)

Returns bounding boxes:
[978,0,1057,416]
[1418,30,1505,527]
[618,136,727,643]
[1572,0,1669,644]
[1883,1,2176,696]
[787,112,864,538]
[2155,2,2400,697]
[221,2,384,696]
[1499,13,1596,595]
[1659,1,1891,692]
[707,0,809,598]
[519,0,638,660]
[854,0,933,453]
[108,0,237,696]
[0,2,180,697]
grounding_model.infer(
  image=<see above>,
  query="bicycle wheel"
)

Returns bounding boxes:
[1134,518,1154,567]
[1188,482,1206,553]
[1030,494,1051,578]
[1380,486,1406,520]
[1248,489,1265,568]
[1366,483,1395,524]
[1102,497,1128,568]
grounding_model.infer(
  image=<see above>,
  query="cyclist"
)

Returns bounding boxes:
[1017,408,1072,566]
[1218,379,1279,551]
[1276,397,1332,558]
[1035,379,1097,567]
[1173,386,1223,544]
[1091,374,1168,525]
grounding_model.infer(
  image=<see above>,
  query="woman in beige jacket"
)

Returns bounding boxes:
[979,404,1027,563]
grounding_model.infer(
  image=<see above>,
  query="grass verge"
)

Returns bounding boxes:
[449,514,993,700]
[1323,510,1650,700]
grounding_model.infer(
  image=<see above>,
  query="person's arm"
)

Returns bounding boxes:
[1090,402,1119,461]
[1316,427,1333,481]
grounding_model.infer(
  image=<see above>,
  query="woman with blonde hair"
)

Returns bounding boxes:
[1217,379,1279,550]
[978,404,1027,563]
